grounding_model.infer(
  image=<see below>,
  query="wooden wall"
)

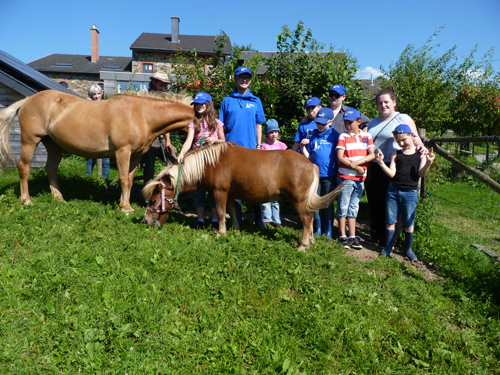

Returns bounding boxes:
[0,83,48,168]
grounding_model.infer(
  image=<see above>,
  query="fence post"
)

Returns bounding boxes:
[97,159,102,178]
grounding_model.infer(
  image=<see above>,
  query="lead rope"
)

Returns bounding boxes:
[173,161,182,203]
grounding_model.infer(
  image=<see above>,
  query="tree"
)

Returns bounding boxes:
[381,26,498,137]
[260,21,365,137]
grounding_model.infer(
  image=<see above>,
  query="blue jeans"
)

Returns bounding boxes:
[314,176,336,222]
[386,184,418,228]
[86,158,110,180]
[262,201,281,224]
[194,190,216,209]
[336,178,364,218]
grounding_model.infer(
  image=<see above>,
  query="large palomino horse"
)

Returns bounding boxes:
[0,90,194,213]
[142,142,344,250]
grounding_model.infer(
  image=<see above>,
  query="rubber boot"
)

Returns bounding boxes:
[324,220,333,239]
[404,231,417,260]
[254,205,265,229]
[313,217,322,237]
[381,229,395,257]
[235,199,243,227]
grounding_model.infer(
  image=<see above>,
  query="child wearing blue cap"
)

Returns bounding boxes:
[292,97,323,152]
[177,92,226,230]
[300,107,340,239]
[375,124,435,260]
[336,109,375,249]
[261,119,288,228]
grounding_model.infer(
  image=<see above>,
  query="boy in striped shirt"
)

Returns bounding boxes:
[336,109,375,249]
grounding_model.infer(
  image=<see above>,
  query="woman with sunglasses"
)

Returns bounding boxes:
[365,86,428,248]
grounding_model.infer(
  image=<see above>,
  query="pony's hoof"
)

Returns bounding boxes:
[120,206,135,214]
[297,246,307,252]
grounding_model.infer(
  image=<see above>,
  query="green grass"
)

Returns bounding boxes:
[0,160,499,373]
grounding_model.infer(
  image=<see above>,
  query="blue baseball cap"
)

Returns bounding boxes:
[234,66,253,77]
[343,108,361,122]
[191,92,212,105]
[393,124,415,136]
[329,84,346,95]
[265,119,280,134]
[314,108,334,124]
[305,97,321,108]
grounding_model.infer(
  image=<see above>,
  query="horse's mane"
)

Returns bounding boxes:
[142,142,233,200]
[116,91,192,106]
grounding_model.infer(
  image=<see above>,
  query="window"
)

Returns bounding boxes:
[143,63,153,73]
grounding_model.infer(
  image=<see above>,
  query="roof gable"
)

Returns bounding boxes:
[0,50,77,96]
[130,33,233,55]
[28,54,132,75]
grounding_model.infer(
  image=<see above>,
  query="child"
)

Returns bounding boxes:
[375,124,435,260]
[300,107,340,239]
[261,119,288,228]
[177,92,225,230]
[336,109,375,249]
[292,97,322,152]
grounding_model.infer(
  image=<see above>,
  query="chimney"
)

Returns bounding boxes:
[171,17,180,43]
[91,25,99,62]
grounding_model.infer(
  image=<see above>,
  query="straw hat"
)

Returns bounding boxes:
[149,71,170,84]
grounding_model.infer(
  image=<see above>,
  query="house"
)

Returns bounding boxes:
[29,19,233,97]
[28,25,132,97]
[0,50,78,167]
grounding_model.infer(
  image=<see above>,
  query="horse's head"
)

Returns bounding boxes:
[143,175,176,227]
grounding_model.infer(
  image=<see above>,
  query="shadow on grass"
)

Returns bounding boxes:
[0,169,147,207]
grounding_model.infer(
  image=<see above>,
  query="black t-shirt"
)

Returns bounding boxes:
[391,150,421,190]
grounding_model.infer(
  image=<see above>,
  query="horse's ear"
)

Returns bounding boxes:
[165,152,178,165]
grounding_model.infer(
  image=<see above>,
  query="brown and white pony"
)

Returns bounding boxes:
[142,142,343,250]
[0,90,194,213]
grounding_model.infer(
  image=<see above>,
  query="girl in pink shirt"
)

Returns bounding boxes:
[177,92,225,230]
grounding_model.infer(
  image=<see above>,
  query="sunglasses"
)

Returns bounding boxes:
[329,92,343,99]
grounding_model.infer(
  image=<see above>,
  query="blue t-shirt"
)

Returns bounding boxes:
[294,120,317,143]
[305,127,340,177]
[219,89,266,149]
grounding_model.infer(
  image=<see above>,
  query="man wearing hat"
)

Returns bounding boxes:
[142,71,175,183]
[328,84,371,135]
[219,66,266,228]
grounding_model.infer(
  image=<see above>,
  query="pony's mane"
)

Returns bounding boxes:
[117,91,192,106]
[142,143,233,200]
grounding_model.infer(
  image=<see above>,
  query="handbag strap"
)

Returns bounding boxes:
[372,112,400,143]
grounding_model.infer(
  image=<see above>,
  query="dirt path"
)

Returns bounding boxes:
[177,209,441,281]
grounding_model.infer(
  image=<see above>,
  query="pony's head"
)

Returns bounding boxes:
[142,164,178,227]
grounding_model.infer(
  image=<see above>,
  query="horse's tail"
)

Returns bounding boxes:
[0,98,27,170]
[305,166,345,213]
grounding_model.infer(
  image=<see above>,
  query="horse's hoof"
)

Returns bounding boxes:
[297,246,307,252]
[120,207,135,214]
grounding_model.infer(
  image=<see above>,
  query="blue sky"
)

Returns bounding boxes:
[2,0,499,79]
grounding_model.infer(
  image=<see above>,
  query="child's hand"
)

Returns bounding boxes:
[375,149,384,164]
[300,139,310,147]
[426,147,435,162]
[355,166,365,175]
[176,153,184,163]
[204,137,217,145]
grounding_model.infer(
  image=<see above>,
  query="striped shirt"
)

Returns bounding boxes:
[336,131,374,181]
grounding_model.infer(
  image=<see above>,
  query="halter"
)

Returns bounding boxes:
[146,162,182,214]
[146,180,175,214]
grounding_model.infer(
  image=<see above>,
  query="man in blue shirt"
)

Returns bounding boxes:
[219,66,266,228]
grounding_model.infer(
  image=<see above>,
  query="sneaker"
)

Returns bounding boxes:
[350,236,362,250]
[339,236,350,249]
[195,220,205,230]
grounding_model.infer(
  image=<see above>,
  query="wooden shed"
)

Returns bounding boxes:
[0,50,78,168]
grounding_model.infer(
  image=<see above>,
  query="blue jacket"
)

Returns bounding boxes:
[306,127,340,177]
[219,89,266,149]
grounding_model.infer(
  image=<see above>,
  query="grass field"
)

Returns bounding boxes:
[0,157,499,374]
